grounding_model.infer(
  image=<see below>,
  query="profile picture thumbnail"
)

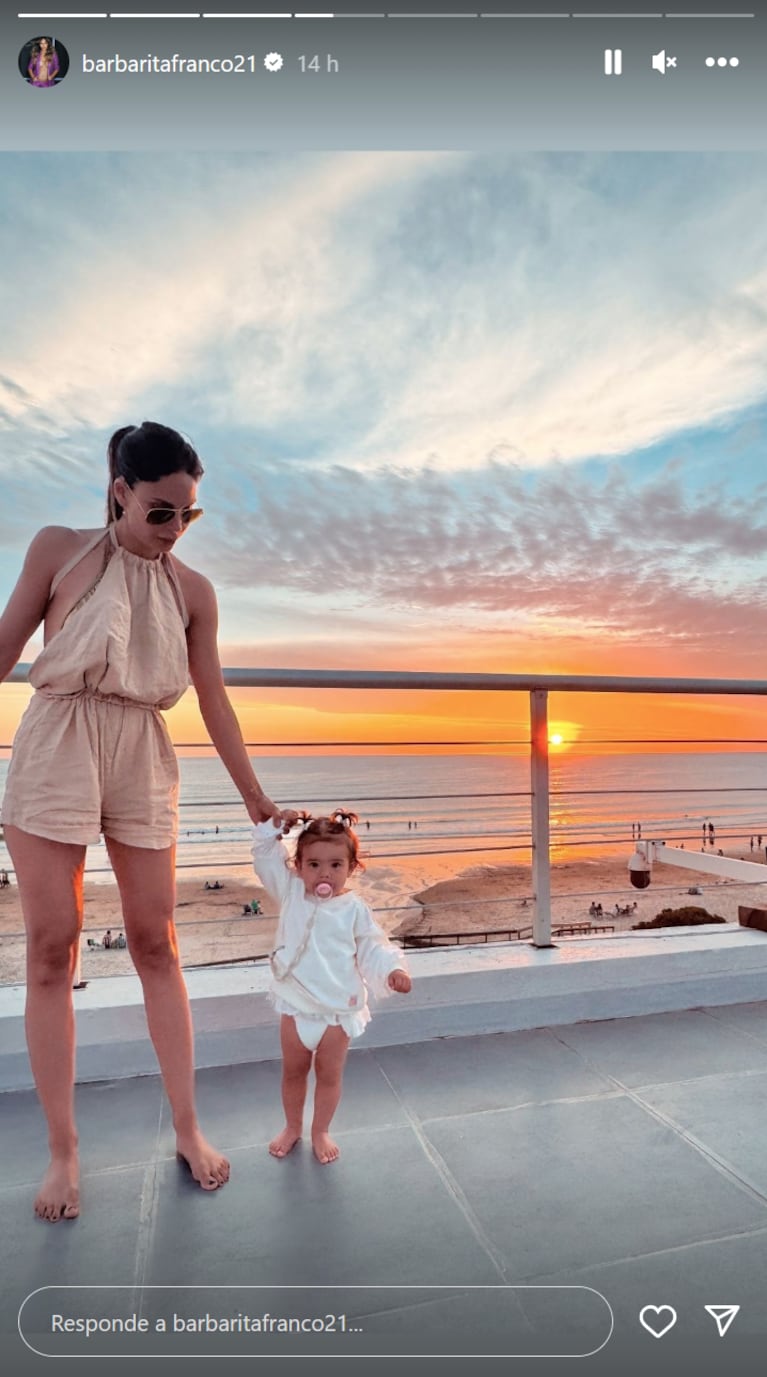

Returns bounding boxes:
[19,35,69,88]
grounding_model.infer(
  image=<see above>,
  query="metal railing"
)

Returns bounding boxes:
[4,664,767,951]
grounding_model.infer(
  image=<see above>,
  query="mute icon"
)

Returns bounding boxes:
[652,50,678,74]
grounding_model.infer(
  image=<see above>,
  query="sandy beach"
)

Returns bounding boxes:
[2,846,766,987]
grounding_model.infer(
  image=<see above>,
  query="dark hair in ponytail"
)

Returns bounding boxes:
[106,422,204,523]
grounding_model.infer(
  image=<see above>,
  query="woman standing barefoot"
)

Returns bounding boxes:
[0,421,286,1221]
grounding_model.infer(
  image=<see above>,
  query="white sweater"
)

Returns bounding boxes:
[251,821,407,1019]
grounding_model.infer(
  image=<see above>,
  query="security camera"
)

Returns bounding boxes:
[628,849,652,890]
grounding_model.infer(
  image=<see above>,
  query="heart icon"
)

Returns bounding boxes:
[639,1305,677,1339]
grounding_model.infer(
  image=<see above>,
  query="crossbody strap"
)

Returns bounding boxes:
[270,902,320,981]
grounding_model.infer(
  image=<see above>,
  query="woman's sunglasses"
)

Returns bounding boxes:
[132,497,204,527]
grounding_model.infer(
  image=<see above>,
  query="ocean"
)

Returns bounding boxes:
[1,750,766,885]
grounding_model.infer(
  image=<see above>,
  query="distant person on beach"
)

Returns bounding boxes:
[0,421,294,1222]
[102,929,112,949]
[251,809,411,1164]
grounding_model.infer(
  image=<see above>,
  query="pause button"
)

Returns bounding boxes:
[604,49,622,76]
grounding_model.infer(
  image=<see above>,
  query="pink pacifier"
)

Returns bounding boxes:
[315,883,333,899]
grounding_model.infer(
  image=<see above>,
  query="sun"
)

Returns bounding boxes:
[546,721,581,752]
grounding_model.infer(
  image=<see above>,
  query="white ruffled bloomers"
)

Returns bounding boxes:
[270,992,372,1041]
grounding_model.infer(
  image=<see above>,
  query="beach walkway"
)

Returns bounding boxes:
[3,998,767,1374]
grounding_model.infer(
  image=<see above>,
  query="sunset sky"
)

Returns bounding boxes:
[1,151,766,753]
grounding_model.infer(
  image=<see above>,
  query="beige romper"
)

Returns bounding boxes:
[1,525,190,849]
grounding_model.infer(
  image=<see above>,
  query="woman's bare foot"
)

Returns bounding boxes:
[312,1131,340,1165]
[176,1129,230,1190]
[269,1126,302,1158]
[35,1151,80,1222]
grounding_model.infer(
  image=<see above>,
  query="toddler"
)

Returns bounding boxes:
[251,809,411,1164]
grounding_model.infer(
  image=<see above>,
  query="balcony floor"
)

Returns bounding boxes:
[4,1001,767,1375]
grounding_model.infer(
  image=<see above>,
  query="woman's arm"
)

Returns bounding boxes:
[0,527,67,682]
[185,569,283,825]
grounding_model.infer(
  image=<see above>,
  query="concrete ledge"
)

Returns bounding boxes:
[2,926,767,1092]
[739,905,767,933]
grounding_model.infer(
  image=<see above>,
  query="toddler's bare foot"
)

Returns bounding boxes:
[312,1131,340,1165]
[269,1126,302,1158]
[176,1129,230,1190]
[35,1151,80,1222]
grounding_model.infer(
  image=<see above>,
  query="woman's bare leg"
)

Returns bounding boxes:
[312,1026,350,1164]
[4,825,86,1222]
[105,837,229,1190]
[269,1015,312,1158]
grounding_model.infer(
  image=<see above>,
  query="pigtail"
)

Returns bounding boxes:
[331,808,359,829]
[328,809,363,871]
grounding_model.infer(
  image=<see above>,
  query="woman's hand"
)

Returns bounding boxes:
[388,969,412,994]
[245,792,283,826]
[246,795,303,833]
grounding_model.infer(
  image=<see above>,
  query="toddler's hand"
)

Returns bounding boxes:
[388,969,411,994]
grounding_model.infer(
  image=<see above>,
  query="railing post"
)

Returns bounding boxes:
[530,688,553,947]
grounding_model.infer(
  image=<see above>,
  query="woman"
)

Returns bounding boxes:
[0,421,289,1221]
[27,37,60,88]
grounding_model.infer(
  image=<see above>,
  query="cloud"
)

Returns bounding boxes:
[0,152,457,441]
[2,153,765,485]
[352,162,767,472]
[196,454,767,656]
[2,153,765,680]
